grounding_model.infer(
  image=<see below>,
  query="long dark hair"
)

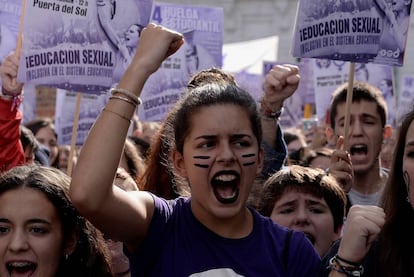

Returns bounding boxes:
[0,165,114,277]
[140,68,239,199]
[379,109,414,277]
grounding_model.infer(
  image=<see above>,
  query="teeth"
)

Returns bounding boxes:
[215,175,236,182]
[7,262,33,267]
[353,144,365,148]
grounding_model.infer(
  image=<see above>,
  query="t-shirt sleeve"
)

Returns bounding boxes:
[127,194,177,275]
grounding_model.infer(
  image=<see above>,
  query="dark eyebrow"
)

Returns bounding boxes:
[361,113,380,120]
[232,134,251,139]
[0,218,11,224]
[194,135,216,140]
[0,218,52,225]
[26,218,52,225]
[305,199,327,207]
[274,199,297,209]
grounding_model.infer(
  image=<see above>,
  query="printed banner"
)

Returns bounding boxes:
[55,89,107,145]
[309,59,395,127]
[17,0,153,93]
[291,0,412,66]
[0,0,21,62]
[398,75,414,123]
[232,71,263,103]
[138,2,223,121]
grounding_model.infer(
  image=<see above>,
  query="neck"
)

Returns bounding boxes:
[192,203,253,239]
[353,165,386,195]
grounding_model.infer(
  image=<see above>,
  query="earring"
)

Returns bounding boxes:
[65,253,69,260]
[407,196,411,203]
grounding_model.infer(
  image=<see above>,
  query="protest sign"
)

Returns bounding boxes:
[54,89,107,145]
[138,1,223,121]
[398,75,414,123]
[0,0,21,62]
[309,59,395,126]
[17,0,153,93]
[232,71,262,103]
[291,0,412,67]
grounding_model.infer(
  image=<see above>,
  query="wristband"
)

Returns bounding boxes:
[1,87,23,111]
[260,100,283,119]
[335,254,361,267]
[328,256,364,277]
[2,86,21,97]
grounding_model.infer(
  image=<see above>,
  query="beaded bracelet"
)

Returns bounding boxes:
[109,95,137,107]
[328,256,364,277]
[260,100,283,119]
[335,254,361,267]
[1,87,23,111]
[110,88,142,106]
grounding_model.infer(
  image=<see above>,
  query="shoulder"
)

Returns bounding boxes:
[152,195,190,216]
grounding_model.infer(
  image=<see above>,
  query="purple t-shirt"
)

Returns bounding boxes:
[128,196,320,276]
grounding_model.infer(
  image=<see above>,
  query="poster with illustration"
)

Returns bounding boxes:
[310,58,395,127]
[0,0,21,62]
[55,89,107,145]
[17,0,153,93]
[138,2,223,121]
[291,0,412,66]
[398,75,414,123]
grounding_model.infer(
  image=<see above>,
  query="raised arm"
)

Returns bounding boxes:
[0,53,24,172]
[260,64,300,175]
[70,24,183,249]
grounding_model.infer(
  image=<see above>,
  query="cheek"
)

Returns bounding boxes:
[403,160,414,193]
[35,238,63,272]
[316,216,335,233]
[270,211,291,227]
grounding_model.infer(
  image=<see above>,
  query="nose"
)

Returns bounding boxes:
[349,119,363,136]
[217,142,236,164]
[8,230,30,252]
[292,208,310,227]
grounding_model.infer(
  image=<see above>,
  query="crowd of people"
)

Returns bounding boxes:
[0,22,412,276]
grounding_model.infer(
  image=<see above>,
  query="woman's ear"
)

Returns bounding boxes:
[383,124,393,140]
[172,150,188,178]
[64,231,78,257]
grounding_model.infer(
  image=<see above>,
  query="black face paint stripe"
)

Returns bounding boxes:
[242,161,256,167]
[194,164,209,168]
[193,156,210,159]
[242,153,256,158]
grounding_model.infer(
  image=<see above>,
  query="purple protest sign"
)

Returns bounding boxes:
[17,0,153,93]
[291,0,412,66]
[309,59,395,127]
[138,2,223,121]
[0,0,21,62]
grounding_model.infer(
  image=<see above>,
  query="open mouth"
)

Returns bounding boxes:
[303,232,315,245]
[211,171,240,204]
[6,261,37,277]
[350,144,368,156]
